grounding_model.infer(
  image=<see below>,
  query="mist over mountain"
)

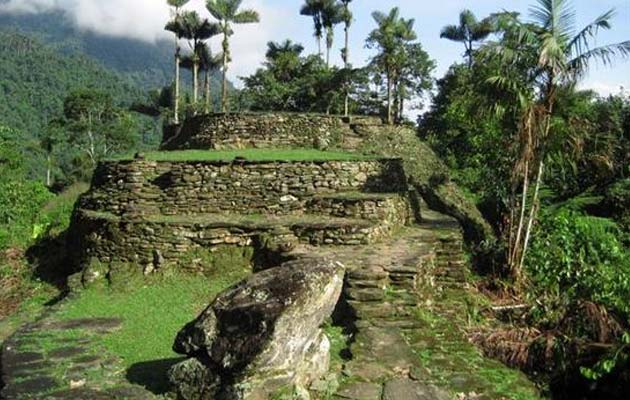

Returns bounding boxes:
[0,10,174,90]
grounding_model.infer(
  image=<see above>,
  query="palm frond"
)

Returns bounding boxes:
[440,25,464,41]
[568,41,630,79]
[567,9,614,58]
[233,9,260,24]
[205,0,226,21]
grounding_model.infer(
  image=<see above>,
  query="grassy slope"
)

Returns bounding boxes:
[114,149,374,162]
[56,269,249,393]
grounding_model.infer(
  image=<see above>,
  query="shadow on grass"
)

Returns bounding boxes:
[127,357,186,395]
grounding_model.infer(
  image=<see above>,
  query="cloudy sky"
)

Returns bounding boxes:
[1,0,629,96]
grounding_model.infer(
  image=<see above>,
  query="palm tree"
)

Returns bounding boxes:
[340,0,353,116]
[266,40,304,60]
[300,0,324,58]
[484,0,630,282]
[179,11,220,105]
[206,0,260,113]
[440,9,495,68]
[321,0,342,67]
[165,0,191,124]
[366,8,417,124]
[198,43,222,113]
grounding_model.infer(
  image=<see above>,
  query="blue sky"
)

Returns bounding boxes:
[2,0,628,97]
[274,0,630,97]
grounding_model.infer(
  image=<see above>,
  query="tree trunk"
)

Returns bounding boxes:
[318,36,322,59]
[174,47,181,124]
[518,158,544,278]
[193,61,199,105]
[343,22,350,117]
[221,32,229,113]
[205,70,211,114]
[326,45,330,68]
[386,71,393,125]
[46,154,52,187]
[516,98,554,279]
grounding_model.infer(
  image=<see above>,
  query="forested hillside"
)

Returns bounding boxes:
[0,10,174,90]
[0,31,142,136]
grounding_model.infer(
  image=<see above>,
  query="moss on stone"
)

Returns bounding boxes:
[177,245,255,275]
[111,149,374,162]
[354,125,494,244]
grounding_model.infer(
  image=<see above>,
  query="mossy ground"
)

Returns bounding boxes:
[55,268,249,393]
[408,286,542,400]
[113,149,373,162]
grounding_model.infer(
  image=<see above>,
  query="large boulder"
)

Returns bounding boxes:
[168,258,345,400]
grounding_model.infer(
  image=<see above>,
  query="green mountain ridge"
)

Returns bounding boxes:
[0,30,143,136]
[0,10,175,90]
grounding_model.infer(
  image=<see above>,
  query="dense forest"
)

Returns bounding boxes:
[0,10,177,90]
[1,0,629,398]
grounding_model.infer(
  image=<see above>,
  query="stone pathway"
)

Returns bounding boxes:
[297,209,540,400]
[1,209,539,400]
[1,314,155,399]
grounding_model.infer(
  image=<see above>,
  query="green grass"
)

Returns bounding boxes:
[111,149,373,162]
[56,269,249,393]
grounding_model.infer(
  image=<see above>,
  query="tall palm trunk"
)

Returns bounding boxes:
[46,154,52,187]
[193,60,199,104]
[221,31,229,113]
[517,98,554,278]
[317,35,322,59]
[174,45,181,124]
[386,69,393,125]
[343,21,350,117]
[204,69,211,114]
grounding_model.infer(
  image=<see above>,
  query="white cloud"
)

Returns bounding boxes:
[579,80,626,98]
[0,0,281,83]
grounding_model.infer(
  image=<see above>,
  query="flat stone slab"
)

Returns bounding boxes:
[44,318,123,333]
[2,350,45,365]
[335,382,383,400]
[0,376,58,397]
[1,316,156,400]
[46,388,115,400]
[382,379,450,400]
[49,346,87,359]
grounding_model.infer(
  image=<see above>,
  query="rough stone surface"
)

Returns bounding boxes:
[168,258,345,400]
[75,158,407,217]
[161,112,357,150]
[0,317,155,400]
[382,379,450,400]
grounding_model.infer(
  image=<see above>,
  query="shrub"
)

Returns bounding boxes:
[527,208,630,320]
[0,180,53,249]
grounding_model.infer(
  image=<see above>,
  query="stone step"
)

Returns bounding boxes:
[388,281,417,291]
[348,303,416,320]
[307,192,409,222]
[347,267,388,281]
[345,288,385,302]
[384,265,418,274]
[370,318,424,330]
[345,279,386,289]
[389,273,417,282]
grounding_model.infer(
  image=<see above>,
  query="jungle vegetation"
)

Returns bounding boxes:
[0,0,629,397]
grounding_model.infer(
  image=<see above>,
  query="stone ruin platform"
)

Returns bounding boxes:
[161,112,383,150]
[68,155,414,273]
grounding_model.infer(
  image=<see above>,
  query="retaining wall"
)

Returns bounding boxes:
[162,113,349,150]
[78,159,408,217]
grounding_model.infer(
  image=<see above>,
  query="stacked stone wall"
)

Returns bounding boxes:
[68,210,407,269]
[162,113,350,150]
[79,159,407,217]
